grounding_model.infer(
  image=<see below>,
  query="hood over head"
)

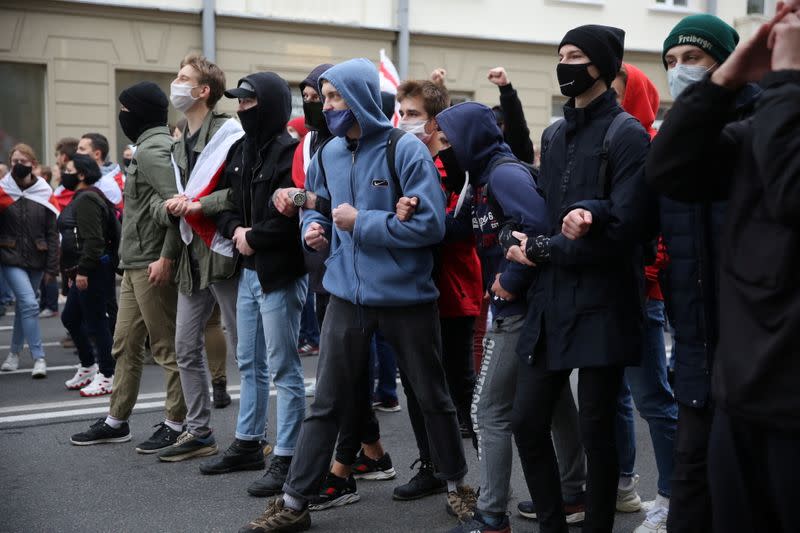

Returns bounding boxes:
[435,101,512,179]
[300,63,334,93]
[318,59,392,138]
[235,71,292,147]
[620,63,660,138]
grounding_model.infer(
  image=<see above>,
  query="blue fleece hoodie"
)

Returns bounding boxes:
[436,102,547,318]
[301,58,446,306]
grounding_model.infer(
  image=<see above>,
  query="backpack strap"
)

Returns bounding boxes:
[596,111,635,199]
[541,119,565,158]
[385,128,407,200]
[315,136,335,193]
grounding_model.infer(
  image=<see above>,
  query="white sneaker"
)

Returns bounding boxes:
[616,474,643,512]
[633,505,669,533]
[38,309,57,318]
[65,364,98,390]
[80,372,113,397]
[305,383,316,397]
[1,353,19,372]
[31,358,47,378]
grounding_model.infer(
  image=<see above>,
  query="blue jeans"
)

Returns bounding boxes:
[298,282,319,346]
[2,266,44,359]
[369,330,398,403]
[616,299,678,497]
[235,269,307,456]
[0,267,15,305]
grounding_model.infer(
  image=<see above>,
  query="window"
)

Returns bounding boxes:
[655,0,689,7]
[0,62,46,165]
[748,0,776,14]
[551,96,568,124]
[114,70,181,163]
[449,92,473,106]
[290,86,304,119]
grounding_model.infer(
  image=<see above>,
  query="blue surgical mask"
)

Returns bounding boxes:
[323,108,356,138]
[667,64,713,100]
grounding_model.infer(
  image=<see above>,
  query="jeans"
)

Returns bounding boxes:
[284,296,467,502]
[235,269,306,456]
[615,299,677,497]
[61,263,116,377]
[708,410,799,533]
[2,266,44,359]
[0,267,14,305]
[513,351,623,533]
[298,282,319,346]
[369,330,398,403]
[39,275,58,312]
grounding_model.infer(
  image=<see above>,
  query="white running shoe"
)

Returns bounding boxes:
[80,372,113,397]
[32,358,47,378]
[1,353,19,372]
[65,364,98,390]
[616,474,643,512]
[633,505,669,533]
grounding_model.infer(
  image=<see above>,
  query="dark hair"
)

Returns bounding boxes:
[55,137,79,158]
[397,80,451,118]
[81,133,110,161]
[70,153,102,185]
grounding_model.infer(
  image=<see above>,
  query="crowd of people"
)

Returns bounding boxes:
[0,5,798,533]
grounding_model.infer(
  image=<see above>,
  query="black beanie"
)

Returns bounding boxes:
[118,81,168,129]
[300,63,334,93]
[559,25,625,86]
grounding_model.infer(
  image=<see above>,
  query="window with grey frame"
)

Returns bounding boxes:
[0,62,46,166]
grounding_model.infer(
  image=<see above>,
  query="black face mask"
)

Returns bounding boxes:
[61,172,81,191]
[438,147,468,192]
[11,163,32,180]
[303,101,326,131]
[119,110,145,143]
[237,106,260,138]
[122,157,132,168]
[557,63,599,98]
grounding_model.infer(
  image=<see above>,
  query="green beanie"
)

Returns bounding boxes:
[662,14,739,69]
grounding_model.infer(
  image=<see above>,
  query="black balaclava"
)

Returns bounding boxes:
[559,25,625,87]
[236,72,292,150]
[301,63,334,137]
[118,81,169,142]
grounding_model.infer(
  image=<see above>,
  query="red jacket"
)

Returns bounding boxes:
[435,158,483,318]
[622,63,668,301]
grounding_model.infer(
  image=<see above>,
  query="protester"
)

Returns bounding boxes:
[487,67,535,164]
[0,143,59,377]
[76,132,125,209]
[60,153,119,396]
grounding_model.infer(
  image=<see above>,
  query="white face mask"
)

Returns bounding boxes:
[667,64,714,100]
[170,81,199,113]
[398,119,432,144]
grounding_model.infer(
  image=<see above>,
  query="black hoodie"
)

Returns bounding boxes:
[216,72,304,293]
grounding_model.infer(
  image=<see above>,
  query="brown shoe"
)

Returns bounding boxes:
[446,484,477,522]
[239,497,311,533]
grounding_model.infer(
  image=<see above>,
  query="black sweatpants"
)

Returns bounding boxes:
[283,296,467,501]
[512,353,623,533]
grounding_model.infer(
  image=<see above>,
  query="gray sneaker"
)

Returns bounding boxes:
[158,431,219,462]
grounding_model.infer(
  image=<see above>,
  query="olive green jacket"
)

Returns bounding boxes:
[150,111,238,295]
[119,126,180,270]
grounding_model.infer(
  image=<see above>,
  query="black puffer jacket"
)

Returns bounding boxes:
[216,72,304,293]
[0,194,59,275]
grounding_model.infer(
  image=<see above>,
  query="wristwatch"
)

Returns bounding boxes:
[291,190,307,208]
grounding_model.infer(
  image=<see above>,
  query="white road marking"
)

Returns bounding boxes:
[0,364,81,375]
[0,341,61,350]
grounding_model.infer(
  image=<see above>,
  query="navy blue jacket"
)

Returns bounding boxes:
[655,82,760,409]
[435,102,547,319]
[517,89,653,370]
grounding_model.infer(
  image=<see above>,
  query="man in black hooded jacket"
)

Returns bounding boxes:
[200,73,307,501]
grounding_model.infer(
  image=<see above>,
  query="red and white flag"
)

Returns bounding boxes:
[170,118,244,257]
[96,164,124,208]
[0,174,60,216]
[379,49,402,127]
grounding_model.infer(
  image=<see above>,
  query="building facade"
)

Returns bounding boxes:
[0,0,766,165]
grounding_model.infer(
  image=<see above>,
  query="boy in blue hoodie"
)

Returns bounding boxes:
[239,58,469,533]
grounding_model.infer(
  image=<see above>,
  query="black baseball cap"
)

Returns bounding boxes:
[224,80,256,99]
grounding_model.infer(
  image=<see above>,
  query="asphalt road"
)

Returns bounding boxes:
[0,301,660,533]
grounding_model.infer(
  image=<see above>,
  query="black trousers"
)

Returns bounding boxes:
[283,296,467,501]
[402,315,476,462]
[512,353,623,533]
[333,370,380,466]
[667,403,713,533]
[708,408,800,533]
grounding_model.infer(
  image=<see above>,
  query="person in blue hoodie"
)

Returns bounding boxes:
[238,58,468,533]
[431,102,587,533]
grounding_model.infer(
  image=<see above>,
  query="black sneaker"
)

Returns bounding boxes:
[392,459,447,500]
[134,422,183,454]
[212,378,232,408]
[200,439,265,475]
[70,418,131,446]
[308,473,360,511]
[518,492,586,525]
[448,511,511,533]
[247,455,292,497]
[158,431,219,462]
[352,449,396,480]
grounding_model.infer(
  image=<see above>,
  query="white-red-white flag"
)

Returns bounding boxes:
[379,49,401,127]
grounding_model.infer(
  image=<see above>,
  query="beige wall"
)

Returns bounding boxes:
[0,0,685,165]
